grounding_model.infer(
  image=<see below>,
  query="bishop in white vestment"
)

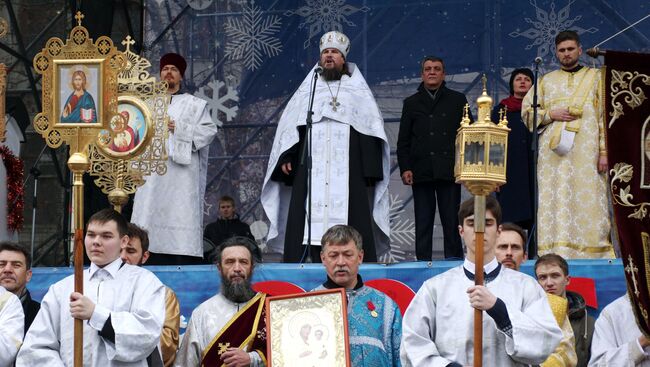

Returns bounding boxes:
[132,53,217,262]
[261,31,390,262]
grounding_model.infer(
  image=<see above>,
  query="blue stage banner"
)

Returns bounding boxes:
[28,259,626,329]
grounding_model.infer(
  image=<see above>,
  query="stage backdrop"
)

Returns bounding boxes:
[142,0,650,261]
[29,259,627,331]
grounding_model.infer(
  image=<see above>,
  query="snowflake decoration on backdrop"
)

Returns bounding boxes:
[194,80,239,127]
[379,194,414,263]
[284,0,370,49]
[508,0,597,59]
[203,199,213,215]
[224,1,283,70]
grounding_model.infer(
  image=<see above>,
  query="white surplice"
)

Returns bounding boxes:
[261,63,390,253]
[0,286,24,367]
[132,93,217,257]
[401,260,563,366]
[16,259,166,367]
[174,293,264,367]
[589,294,650,366]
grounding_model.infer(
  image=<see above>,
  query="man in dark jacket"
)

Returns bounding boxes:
[397,56,471,260]
[0,242,40,335]
[203,196,260,261]
[535,253,594,367]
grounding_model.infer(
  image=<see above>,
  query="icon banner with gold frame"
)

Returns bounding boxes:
[32,14,124,151]
[265,289,351,367]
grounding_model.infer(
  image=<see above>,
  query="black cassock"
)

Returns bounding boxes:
[271,125,383,263]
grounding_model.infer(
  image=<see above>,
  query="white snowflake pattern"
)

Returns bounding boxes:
[379,194,415,263]
[508,0,598,60]
[284,0,370,49]
[224,1,283,71]
[194,80,239,127]
[203,199,213,215]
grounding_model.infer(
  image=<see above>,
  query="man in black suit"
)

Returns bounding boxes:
[397,56,471,260]
[0,242,40,334]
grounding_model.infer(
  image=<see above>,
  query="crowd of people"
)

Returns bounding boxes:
[0,28,639,366]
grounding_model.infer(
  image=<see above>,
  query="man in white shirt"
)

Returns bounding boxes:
[589,294,650,366]
[401,196,562,366]
[17,209,166,366]
[0,284,24,366]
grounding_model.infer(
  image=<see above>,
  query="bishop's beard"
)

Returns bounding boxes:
[221,275,256,303]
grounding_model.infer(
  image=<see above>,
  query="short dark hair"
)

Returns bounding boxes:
[219,195,235,206]
[214,236,258,266]
[320,225,363,251]
[0,242,31,269]
[555,30,580,46]
[500,222,527,249]
[458,196,502,226]
[127,223,149,253]
[421,56,445,72]
[535,253,569,277]
[87,209,128,237]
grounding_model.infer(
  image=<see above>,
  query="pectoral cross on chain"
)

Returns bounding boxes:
[330,97,340,112]
[625,255,640,297]
[217,342,231,355]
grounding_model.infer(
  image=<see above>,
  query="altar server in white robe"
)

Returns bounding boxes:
[0,285,24,366]
[401,196,562,366]
[132,52,218,265]
[17,209,166,367]
[175,237,267,367]
[589,294,650,366]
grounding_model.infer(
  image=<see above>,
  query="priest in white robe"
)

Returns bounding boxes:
[175,237,266,367]
[0,285,24,366]
[261,30,390,263]
[132,52,217,265]
[589,294,650,366]
[17,209,166,367]
[401,196,562,366]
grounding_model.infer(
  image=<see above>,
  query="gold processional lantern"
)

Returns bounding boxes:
[453,74,509,367]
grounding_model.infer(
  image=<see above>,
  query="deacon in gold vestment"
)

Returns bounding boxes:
[523,30,613,258]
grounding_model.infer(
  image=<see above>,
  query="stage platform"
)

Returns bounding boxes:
[29,259,627,327]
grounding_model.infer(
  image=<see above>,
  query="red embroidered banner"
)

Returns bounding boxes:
[605,50,650,336]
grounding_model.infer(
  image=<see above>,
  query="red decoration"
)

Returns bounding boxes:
[366,300,375,312]
[0,146,24,232]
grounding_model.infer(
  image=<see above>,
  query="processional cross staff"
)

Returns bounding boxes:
[454,75,510,367]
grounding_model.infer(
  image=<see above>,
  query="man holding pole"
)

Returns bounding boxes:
[16,209,166,366]
[400,196,562,366]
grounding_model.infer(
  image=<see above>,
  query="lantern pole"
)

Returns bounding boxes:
[455,74,510,367]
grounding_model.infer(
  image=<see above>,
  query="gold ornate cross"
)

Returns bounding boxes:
[121,35,135,53]
[217,342,231,355]
[74,11,84,26]
[625,255,640,297]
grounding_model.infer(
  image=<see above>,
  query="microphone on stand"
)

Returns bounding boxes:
[534,56,543,64]
[315,66,323,75]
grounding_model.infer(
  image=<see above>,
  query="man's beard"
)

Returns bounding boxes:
[221,275,256,303]
[322,66,344,81]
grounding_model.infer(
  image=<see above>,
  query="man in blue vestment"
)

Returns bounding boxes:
[314,225,401,366]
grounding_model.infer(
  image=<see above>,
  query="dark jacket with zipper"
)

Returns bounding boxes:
[567,290,595,367]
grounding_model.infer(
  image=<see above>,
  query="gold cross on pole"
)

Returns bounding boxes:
[217,342,231,355]
[625,255,640,297]
[74,11,84,27]
[121,35,135,53]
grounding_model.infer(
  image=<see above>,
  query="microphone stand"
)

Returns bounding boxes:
[298,68,320,263]
[530,58,541,258]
